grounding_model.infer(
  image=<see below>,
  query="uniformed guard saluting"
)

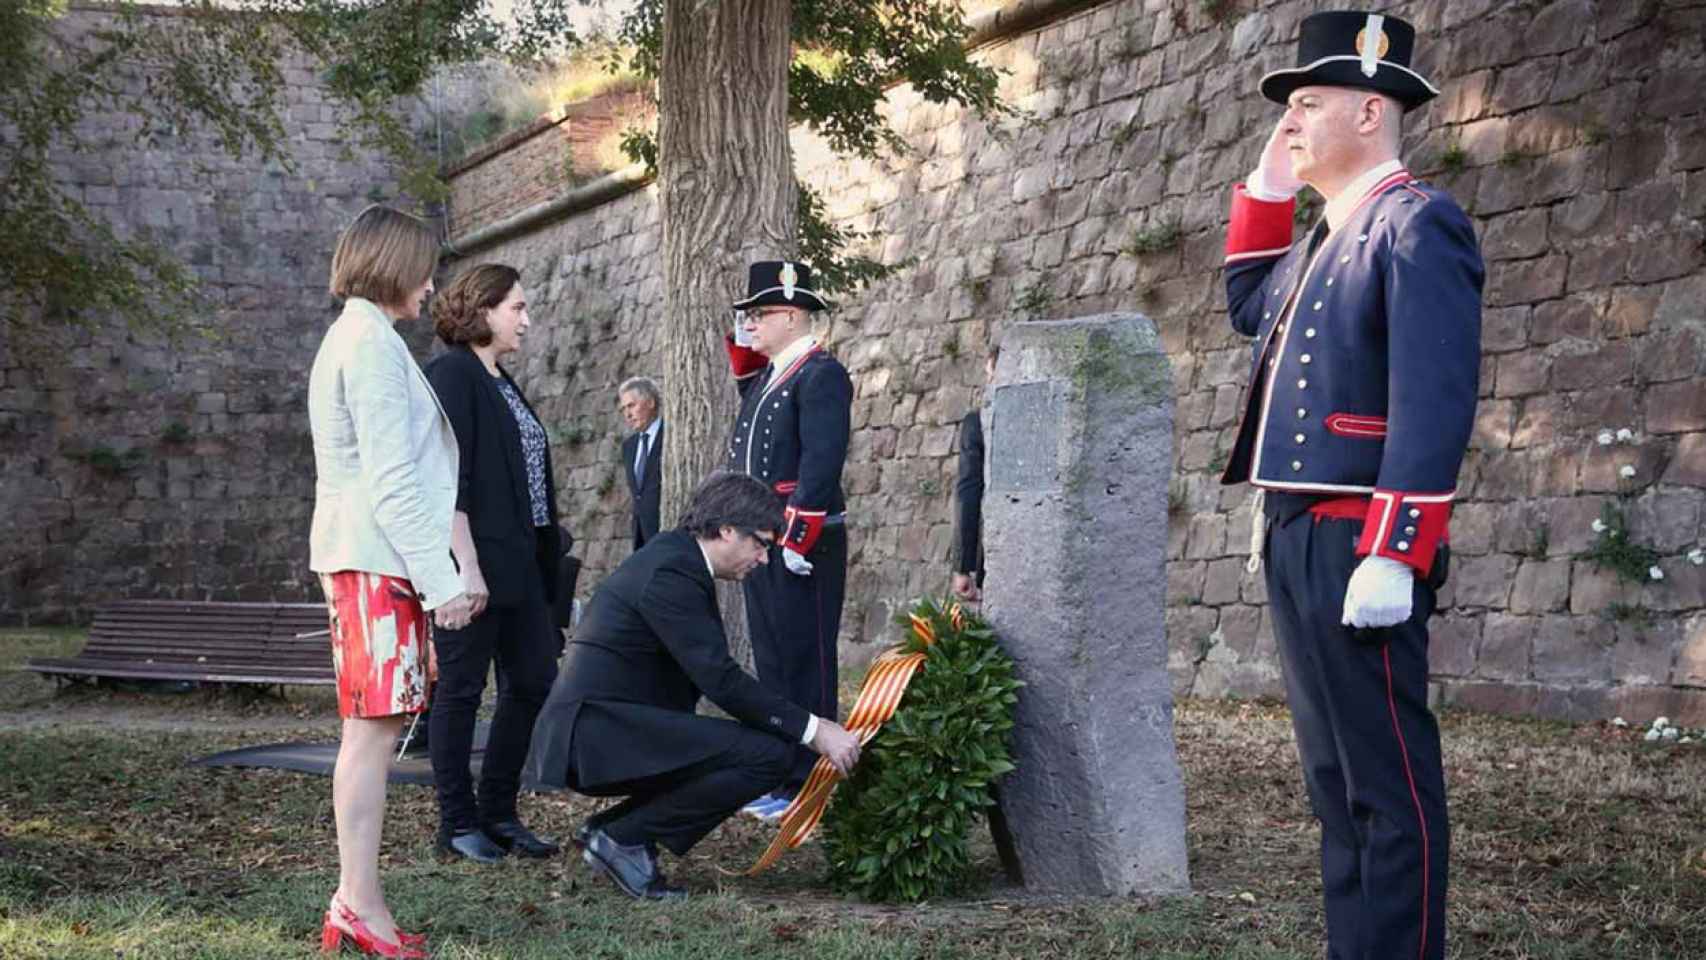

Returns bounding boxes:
[722,260,853,821]
[1221,12,1482,960]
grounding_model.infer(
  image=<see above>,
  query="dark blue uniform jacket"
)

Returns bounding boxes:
[1221,169,1484,574]
[723,338,853,555]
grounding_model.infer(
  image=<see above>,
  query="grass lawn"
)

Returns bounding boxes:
[2,629,1704,958]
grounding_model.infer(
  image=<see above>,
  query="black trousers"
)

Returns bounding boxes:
[428,554,559,834]
[1264,508,1449,960]
[742,524,847,789]
[576,713,793,856]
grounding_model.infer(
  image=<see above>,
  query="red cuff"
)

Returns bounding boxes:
[1225,184,1295,263]
[725,335,767,380]
[1356,490,1453,574]
[782,505,826,555]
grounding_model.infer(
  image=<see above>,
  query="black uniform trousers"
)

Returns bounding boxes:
[574,704,793,855]
[1263,497,1448,960]
[428,531,560,835]
[741,523,847,789]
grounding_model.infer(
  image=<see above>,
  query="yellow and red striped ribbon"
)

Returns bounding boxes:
[745,645,928,875]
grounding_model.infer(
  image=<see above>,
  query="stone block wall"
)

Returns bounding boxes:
[447,0,1706,723]
[0,5,418,623]
[10,0,1706,726]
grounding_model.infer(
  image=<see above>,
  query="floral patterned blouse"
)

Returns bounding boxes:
[494,376,550,526]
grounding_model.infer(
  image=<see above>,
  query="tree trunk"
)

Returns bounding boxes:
[659,0,797,666]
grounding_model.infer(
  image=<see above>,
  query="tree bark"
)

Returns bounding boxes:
[659,0,797,666]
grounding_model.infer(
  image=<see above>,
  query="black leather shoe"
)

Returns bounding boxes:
[482,819,560,859]
[437,829,506,864]
[581,828,686,901]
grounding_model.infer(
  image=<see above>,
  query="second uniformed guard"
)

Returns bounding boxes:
[1221,11,1482,960]
[722,260,853,820]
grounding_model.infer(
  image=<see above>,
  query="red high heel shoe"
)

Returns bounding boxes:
[320,898,428,958]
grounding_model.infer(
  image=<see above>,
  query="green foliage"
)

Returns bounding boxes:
[611,0,1004,298]
[1200,0,1237,22]
[1528,522,1550,559]
[1498,147,1537,167]
[1015,281,1054,316]
[159,421,192,444]
[2,0,581,337]
[798,184,906,298]
[1586,501,1661,588]
[1125,217,1183,256]
[1439,142,1468,174]
[1605,602,1651,624]
[67,444,144,476]
[824,598,1022,902]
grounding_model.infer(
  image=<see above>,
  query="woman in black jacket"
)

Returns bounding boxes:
[423,263,564,863]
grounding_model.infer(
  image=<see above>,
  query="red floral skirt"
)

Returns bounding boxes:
[318,570,435,719]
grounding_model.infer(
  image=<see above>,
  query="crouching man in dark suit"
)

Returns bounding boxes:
[527,471,862,900]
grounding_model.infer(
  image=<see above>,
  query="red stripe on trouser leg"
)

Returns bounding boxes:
[1384,644,1431,960]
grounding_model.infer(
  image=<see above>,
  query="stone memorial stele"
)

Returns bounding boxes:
[983,313,1190,896]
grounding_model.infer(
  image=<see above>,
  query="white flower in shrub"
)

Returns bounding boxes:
[1616,428,1635,442]
[1612,716,1628,727]
[1645,728,1663,742]
[1592,518,1608,534]
[1689,548,1705,566]
[1654,717,1671,730]
[1619,464,1637,479]
[1649,565,1665,581]
[1597,430,1615,445]
[1663,727,1681,741]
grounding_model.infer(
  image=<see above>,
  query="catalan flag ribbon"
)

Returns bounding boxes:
[744,610,945,875]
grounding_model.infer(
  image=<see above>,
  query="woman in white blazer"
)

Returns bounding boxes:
[307,205,473,958]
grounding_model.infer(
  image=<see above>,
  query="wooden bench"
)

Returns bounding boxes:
[26,600,337,687]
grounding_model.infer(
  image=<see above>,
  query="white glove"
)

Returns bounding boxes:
[1341,555,1415,629]
[782,547,814,576]
[1247,117,1304,200]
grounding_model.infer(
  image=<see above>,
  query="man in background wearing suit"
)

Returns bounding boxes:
[527,471,862,901]
[618,376,663,551]
[951,338,999,603]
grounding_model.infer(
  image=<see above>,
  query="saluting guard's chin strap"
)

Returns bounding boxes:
[1246,488,1266,574]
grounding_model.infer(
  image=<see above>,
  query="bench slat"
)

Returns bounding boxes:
[26,600,350,686]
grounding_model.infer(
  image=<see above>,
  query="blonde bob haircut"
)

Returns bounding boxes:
[328,204,439,308]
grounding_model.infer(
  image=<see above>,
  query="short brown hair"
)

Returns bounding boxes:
[432,263,520,346]
[328,205,439,307]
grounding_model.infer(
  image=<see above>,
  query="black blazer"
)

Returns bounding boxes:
[621,421,663,550]
[953,410,984,581]
[423,346,561,608]
[527,529,809,790]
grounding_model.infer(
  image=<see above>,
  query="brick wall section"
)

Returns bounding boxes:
[450,0,1706,724]
[0,6,417,623]
[446,90,654,239]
